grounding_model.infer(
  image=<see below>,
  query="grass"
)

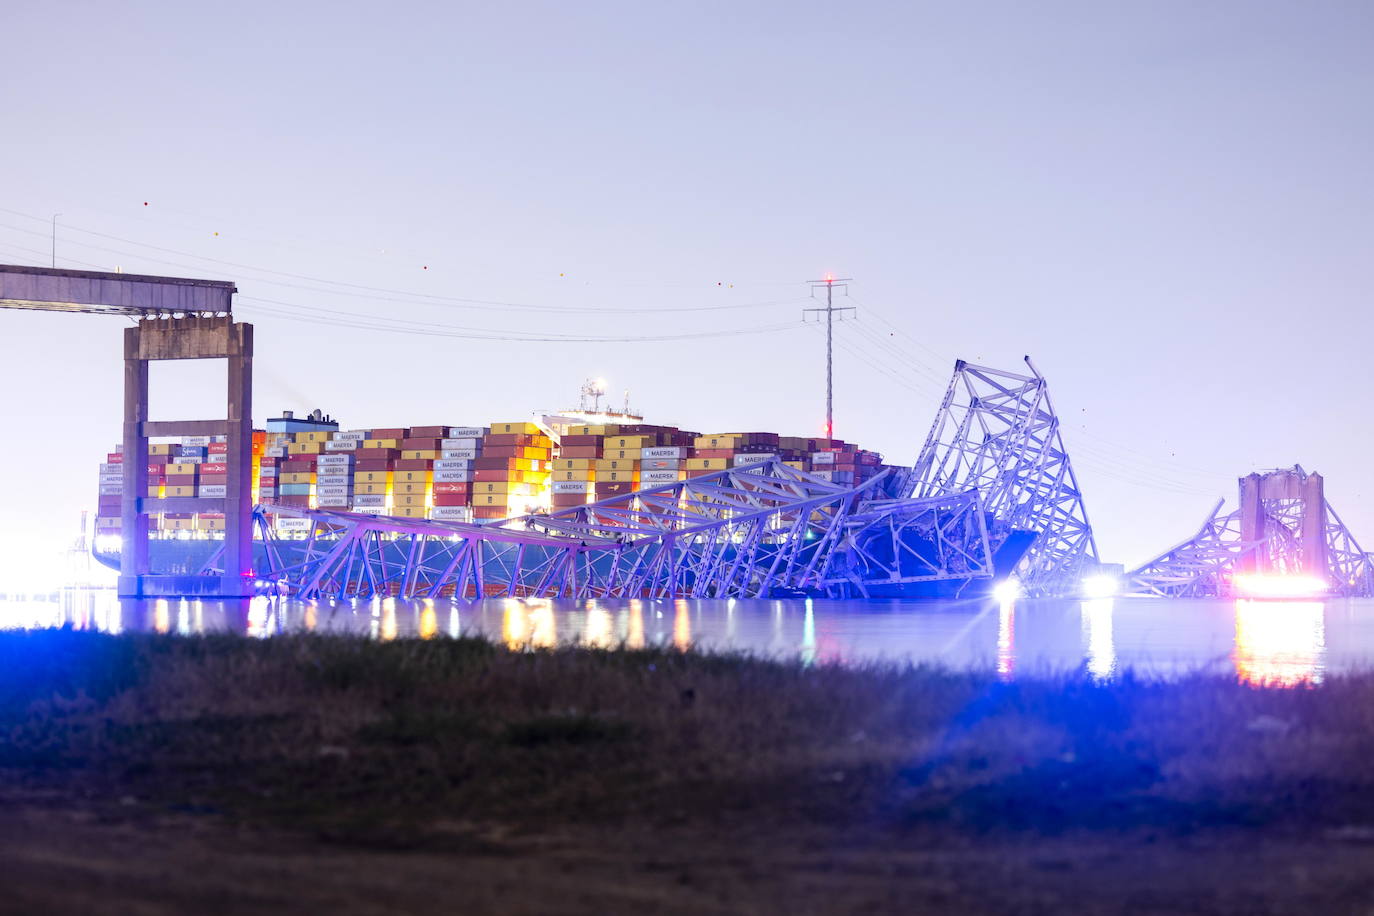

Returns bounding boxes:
[3,628,1374,847]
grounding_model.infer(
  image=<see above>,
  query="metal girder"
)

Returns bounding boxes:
[906,357,1098,596]
[237,461,885,600]
[1125,466,1374,597]
[822,489,996,596]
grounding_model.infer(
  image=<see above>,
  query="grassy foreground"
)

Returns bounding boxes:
[3,629,1374,913]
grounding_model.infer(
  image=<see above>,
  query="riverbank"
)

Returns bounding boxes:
[2,629,1373,913]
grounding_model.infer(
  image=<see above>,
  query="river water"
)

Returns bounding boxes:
[6,590,1374,684]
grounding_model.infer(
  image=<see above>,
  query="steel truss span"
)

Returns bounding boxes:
[237,462,888,600]
[1126,466,1374,598]
[904,357,1099,596]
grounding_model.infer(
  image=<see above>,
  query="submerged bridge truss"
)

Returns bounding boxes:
[235,462,887,600]
[1126,466,1374,598]
[203,357,1101,600]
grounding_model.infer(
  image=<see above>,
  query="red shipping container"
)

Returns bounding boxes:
[473,468,519,482]
[354,458,393,472]
[283,457,317,470]
[474,456,516,470]
[394,458,433,470]
[165,473,198,486]
[432,482,470,495]
[401,437,442,450]
[208,443,227,455]
[473,506,507,519]
[552,493,588,507]
[370,428,406,439]
[201,463,228,475]
[432,493,470,506]
[595,482,635,495]
[277,495,311,507]
[558,446,600,459]
[198,474,228,486]
[693,449,735,459]
[409,425,450,438]
[106,453,123,463]
[559,434,600,446]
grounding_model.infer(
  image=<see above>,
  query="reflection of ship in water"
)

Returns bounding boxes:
[1233,599,1325,686]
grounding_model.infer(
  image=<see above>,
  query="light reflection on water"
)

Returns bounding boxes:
[3,590,1370,682]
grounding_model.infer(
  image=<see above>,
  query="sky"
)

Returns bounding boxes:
[2,0,1372,587]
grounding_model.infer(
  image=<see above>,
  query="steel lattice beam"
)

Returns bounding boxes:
[905,357,1099,595]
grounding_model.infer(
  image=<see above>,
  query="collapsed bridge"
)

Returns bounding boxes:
[221,357,1104,600]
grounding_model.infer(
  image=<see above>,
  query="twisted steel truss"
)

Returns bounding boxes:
[241,461,885,600]
[1126,468,1374,597]
[906,357,1099,595]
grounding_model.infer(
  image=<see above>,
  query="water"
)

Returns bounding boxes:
[8,590,1374,683]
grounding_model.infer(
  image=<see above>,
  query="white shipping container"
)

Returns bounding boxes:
[448,427,488,438]
[642,446,686,459]
[276,518,312,532]
[333,431,368,442]
[641,469,680,484]
[552,481,590,493]
[733,453,775,466]
[98,485,122,496]
[259,465,279,477]
[351,493,387,507]
[98,474,124,485]
[180,436,211,447]
[99,463,124,474]
[317,495,350,507]
[810,469,834,481]
[353,505,390,515]
[440,448,478,460]
[433,469,474,482]
[317,484,352,498]
[198,485,228,498]
[430,506,474,521]
[440,438,482,450]
[433,459,473,471]
[809,451,837,465]
[317,454,354,467]
[324,439,359,451]
[265,447,287,458]
[641,458,680,471]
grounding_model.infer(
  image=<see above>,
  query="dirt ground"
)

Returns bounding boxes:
[3,801,1374,915]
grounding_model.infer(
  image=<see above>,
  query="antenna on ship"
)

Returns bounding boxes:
[580,377,608,413]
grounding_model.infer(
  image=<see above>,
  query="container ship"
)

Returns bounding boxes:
[91,385,897,581]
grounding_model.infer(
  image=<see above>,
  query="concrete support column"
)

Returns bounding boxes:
[1301,472,1327,581]
[224,327,253,594]
[119,327,150,596]
[1237,473,1263,574]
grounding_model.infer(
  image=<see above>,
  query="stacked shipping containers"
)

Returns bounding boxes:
[94,414,890,537]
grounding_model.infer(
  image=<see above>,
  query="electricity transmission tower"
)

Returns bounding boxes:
[804,276,854,439]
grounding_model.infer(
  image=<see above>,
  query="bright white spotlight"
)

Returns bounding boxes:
[992,578,1022,603]
[1233,574,1328,599]
[1080,574,1119,599]
[93,534,123,554]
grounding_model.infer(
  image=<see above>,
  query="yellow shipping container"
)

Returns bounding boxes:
[694,434,743,450]
[166,485,196,497]
[569,424,618,436]
[279,471,314,484]
[401,449,439,460]
[556,469,595,481]
[604,448,641,461]
[146,485,162,497]
[166,463,199,475]
[784,461,805,469]
[490,421,541,435]
[364,439,399,449]
[287,441,323,454]
[149,444,173,456]
[393,506,429,519]
[473,481,514,494]
[594,458,638,471]
[394,481,430,495]
[394,494,427,507]
[394,469,432,483]
[686,457,729,470]
[607,436,652,449]
[355,482,389,495]
[601,469,639,483]
[297,431,331,443]
[553,458,593,470]
[353,471,391,484]
[194,517,226,531]
[165,518,196,531]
